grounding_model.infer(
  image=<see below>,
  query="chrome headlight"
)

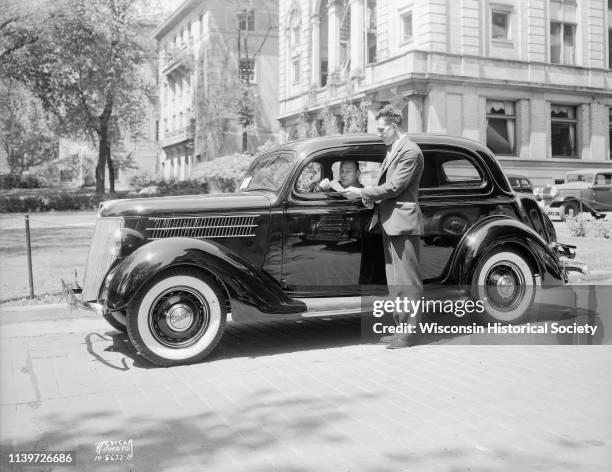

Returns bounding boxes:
[106,228,145,257]
[550,186,559,198]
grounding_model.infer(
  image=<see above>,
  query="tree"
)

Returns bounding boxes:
[0,79,59,173]
[235,0,274,153]
[195,0,275,158]
[4,0,152,193]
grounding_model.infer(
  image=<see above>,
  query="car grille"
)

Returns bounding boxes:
[146,216,258,239]
[82,217,124,301]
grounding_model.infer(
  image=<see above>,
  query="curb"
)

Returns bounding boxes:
[0,303,67,312]
[583,270,612,282]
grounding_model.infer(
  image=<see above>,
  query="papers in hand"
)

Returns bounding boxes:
[329,180,345,192]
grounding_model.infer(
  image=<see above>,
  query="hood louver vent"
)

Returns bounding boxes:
[147,216,258,239]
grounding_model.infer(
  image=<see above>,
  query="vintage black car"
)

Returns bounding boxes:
[506,174,535,195]
[67,134,587,366]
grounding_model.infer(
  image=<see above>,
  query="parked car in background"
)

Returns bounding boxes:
[66,134,586,366]
[539,169,612,220]
[507,174,535,195]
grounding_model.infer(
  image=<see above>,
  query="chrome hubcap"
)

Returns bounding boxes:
[485,262,525,312]
[167,304,194,332]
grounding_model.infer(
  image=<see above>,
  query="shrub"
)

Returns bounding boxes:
[0,173,41,189]
[191,153,256,193]
[566,215,610,238]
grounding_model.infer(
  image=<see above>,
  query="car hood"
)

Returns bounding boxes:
[554,182,591,190]
[99,191,274,217]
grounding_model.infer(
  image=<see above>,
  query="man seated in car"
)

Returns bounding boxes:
[310,159,364,192]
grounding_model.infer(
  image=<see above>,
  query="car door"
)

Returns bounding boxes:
[280,153,385,297]
[592,172,612,211]
[418,145,513,282]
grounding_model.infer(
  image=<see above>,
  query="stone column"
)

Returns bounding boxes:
[349,0,365,78]
[363,99,382,133]
[327,0,341,77]
[402,89,426,133]
[311,14,321,86]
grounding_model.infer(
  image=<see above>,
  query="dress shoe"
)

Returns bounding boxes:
[386,336,417,349]
[379,334,401,344]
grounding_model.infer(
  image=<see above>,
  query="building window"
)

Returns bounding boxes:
[550,22,575,65]
[288,9,301,86]
[320,60,328,87]
[491,11,509,39]
[292,59,300,84]
[486,100,517,155]
[239,58,256,84]
[367,0,377,63]
[400,10,413,43]
[551,105,577,158]
[238,9,255,31]
[609,108,612,160]
[609,29,611,69]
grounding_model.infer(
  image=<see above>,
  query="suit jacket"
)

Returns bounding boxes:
[362,135,424,236]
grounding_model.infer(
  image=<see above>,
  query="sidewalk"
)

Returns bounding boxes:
[1,303,611,471]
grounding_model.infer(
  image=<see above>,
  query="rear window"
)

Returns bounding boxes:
[566,173,593,183]
[439,159,483,187]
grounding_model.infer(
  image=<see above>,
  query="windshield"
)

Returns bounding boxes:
[240,153,296,192]
[566,173,593,183]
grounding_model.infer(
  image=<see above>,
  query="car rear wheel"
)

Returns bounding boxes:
[126,269,226,367]
[103,310,127,332]
[471,249,536,323]
[559,201,579,221]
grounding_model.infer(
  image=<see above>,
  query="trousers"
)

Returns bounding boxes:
[382,233,423,326]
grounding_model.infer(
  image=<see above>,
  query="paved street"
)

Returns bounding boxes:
[1,298,611,472]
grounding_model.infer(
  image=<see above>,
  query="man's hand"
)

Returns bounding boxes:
[340,186,363,199]
[317,178,331,191]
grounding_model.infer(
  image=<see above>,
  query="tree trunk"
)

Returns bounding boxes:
[95,142,106,194]
[95,97,113,194]
[107,154,115,193]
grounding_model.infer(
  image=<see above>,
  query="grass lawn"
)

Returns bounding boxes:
[1,222,92,303]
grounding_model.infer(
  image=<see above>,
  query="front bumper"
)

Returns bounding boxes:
[62,279,105,315]
[550,242,589,277]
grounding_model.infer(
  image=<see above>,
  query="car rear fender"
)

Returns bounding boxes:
[103,238,306,315]
[445,216,566,287]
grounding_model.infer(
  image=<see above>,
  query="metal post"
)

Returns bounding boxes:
[25,215,35,298]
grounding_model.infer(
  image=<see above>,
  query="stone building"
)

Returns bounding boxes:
[278,0,612,184]
[153,0,279,181]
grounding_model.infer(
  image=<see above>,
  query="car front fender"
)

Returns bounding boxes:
[103,237,306,315]
[445,216,566,287]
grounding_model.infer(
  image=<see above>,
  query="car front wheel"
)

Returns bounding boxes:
[471,249,536,323]
[126,269,226,367]
[559,201,580,221]
[103,310,127,332]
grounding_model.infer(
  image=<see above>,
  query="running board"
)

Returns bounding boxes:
[295,296,381,317]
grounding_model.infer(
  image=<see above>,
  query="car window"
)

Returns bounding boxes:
[356,161,381,187]
[241,153,295,191]
[441,159,482,185]
[295,162,323,192]
[520,178,531,187]
[566,173,593,183]
[595,174,612,185]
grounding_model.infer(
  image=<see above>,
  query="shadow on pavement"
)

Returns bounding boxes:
[84,300,604,371]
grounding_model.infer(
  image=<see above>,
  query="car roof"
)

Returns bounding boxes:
[506,174,530,179]
[262,133,494,160]
[566,169,612,174]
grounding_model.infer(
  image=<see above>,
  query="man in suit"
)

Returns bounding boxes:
[342,105,424,349]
